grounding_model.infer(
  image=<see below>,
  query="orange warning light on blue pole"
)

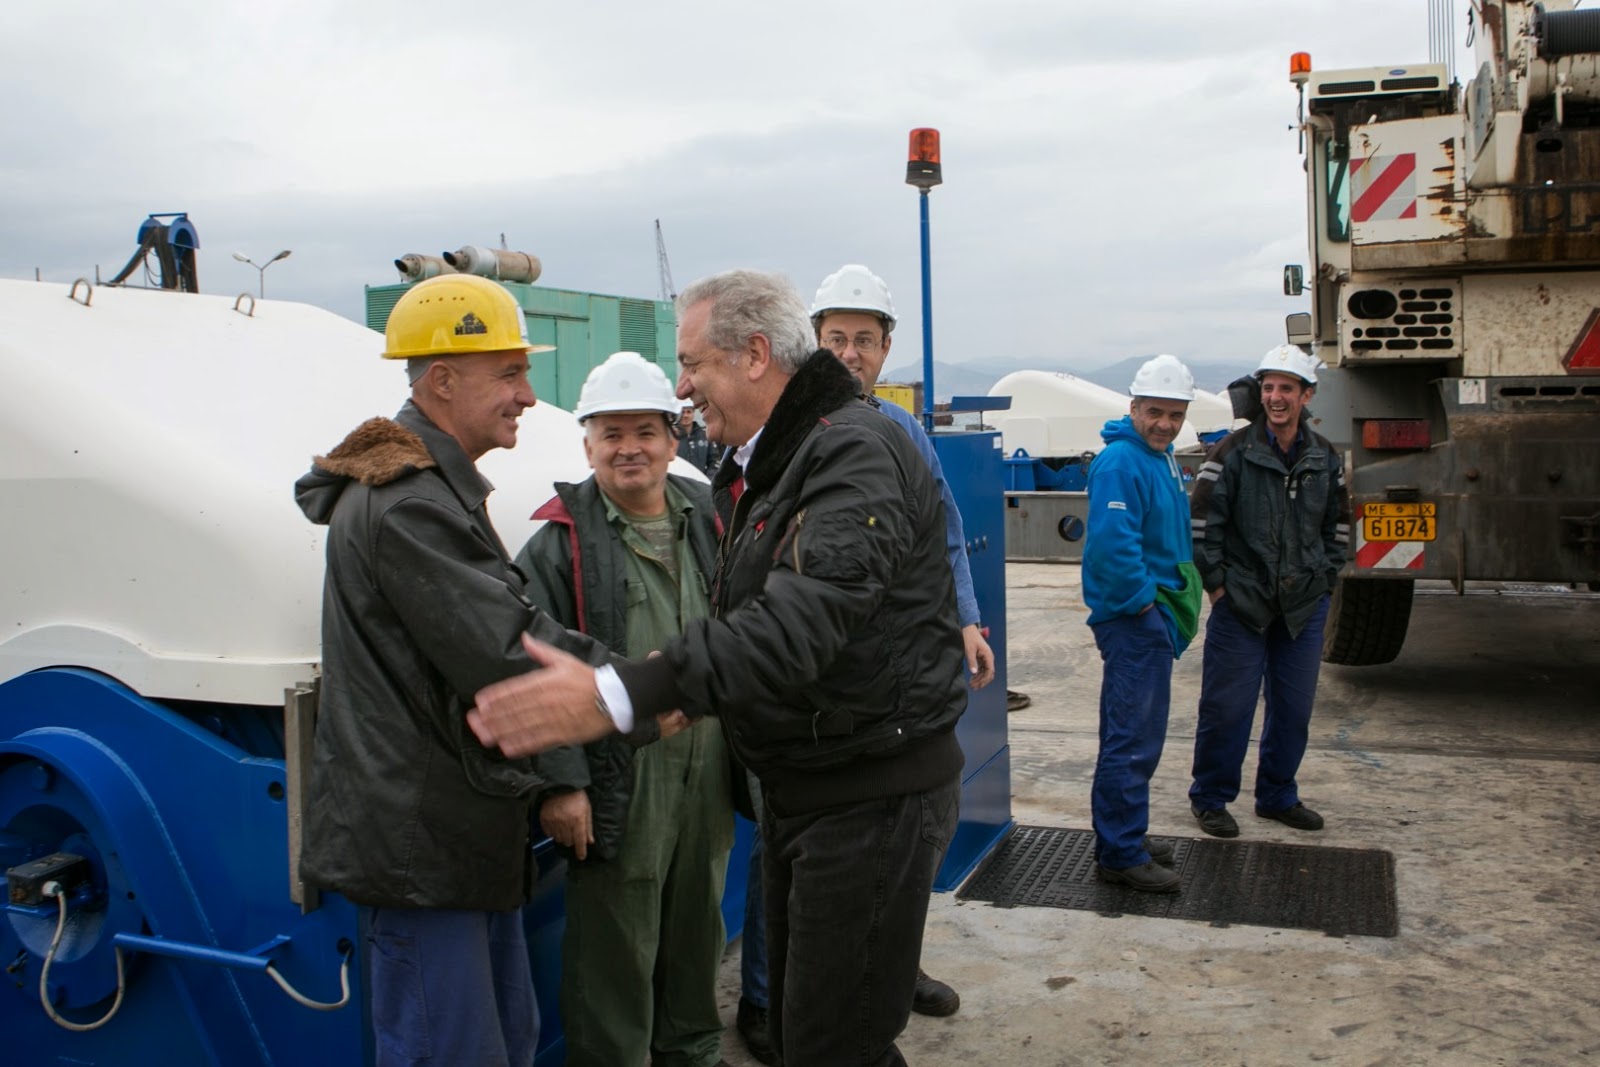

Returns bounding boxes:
[906,128,942,189]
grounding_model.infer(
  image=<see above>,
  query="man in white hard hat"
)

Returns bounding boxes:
[295,275,671,1065]
[513,353,734,1067]
[1081,355,1203,893]
[1188,344,1350,838]
[469,269,967,1067]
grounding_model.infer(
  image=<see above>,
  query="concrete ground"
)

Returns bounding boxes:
[717,564,1600,1066]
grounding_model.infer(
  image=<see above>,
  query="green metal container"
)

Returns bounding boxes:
[365,281,677,412]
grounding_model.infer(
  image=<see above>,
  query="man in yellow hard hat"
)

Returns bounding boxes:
[295,275,676,1066]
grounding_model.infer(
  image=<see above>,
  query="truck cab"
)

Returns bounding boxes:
[1286,0,1600,664]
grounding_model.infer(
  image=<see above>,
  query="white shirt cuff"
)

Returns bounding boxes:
[594,665,634,734]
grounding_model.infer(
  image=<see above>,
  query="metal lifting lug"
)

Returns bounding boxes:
[1559,510,1600,551]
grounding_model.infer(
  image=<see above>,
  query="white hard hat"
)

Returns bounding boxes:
[1129,354,1196,401]
[574,352,680,421]
[1255,343,1321,385]
[810,264,897,332]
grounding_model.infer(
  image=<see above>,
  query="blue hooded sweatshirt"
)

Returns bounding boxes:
[1082,416,1199,655]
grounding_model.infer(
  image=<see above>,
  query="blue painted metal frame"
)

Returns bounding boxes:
[930,431,1015,891]
[0,669,362,1065]
[1,670,755,1067]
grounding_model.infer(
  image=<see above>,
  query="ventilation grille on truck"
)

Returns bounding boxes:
[1339,282,1462,358]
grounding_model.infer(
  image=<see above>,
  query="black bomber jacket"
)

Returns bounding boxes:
[615,351,968,816]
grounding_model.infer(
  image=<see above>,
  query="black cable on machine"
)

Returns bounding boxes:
[1535,6,1600,59]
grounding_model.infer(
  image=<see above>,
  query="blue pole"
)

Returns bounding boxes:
[918,188,934,432]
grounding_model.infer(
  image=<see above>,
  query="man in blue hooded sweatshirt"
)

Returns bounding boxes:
[1082,354,1204,893]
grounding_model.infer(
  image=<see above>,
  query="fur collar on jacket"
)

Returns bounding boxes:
[745,349,861,493]
[314,416,435,487]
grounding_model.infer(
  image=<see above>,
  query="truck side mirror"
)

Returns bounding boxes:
[1285,311,1313,345]
[1283,264,1305,296]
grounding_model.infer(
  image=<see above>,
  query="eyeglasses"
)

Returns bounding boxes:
[822,333,883,355]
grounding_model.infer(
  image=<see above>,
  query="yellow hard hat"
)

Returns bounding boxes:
[381,274,555,359]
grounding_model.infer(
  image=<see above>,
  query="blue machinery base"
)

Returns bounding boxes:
[931,429,1015,892]
[0,669,366,1066]
[1,435,1009,1065]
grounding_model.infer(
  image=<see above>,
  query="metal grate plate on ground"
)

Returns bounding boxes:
[958,825,1398,937]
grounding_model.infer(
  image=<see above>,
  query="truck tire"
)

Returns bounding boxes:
[1321,577,1414,666]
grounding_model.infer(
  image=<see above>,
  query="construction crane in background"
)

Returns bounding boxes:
[654,219,676,303]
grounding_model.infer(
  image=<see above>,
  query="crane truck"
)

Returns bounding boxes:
[1284,0,1600,665]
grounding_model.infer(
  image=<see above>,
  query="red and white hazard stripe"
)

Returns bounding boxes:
[1353,505,1425,571]
[1351,153,1418,223]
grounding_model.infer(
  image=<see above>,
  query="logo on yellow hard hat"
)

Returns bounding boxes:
[455,313,489,337]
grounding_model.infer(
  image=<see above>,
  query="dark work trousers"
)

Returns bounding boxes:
[363,905,538,1067]
[1089,608,1176,869]
[1190,593,1331,814]
[763,777,960,1067]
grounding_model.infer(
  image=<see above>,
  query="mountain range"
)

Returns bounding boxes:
[880,354,1255,401]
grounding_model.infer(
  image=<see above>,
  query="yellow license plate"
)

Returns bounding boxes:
[1362,502,1436,541]
[1365,502,1435,518]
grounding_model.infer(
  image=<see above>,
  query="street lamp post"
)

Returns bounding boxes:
[232,249,292,298]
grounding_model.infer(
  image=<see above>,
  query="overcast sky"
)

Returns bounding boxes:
[3,0,1469,374]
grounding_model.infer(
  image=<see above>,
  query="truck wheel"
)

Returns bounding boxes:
[1321,578,1414,666]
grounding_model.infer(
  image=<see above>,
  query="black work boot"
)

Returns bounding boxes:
[913,968,961,1016]
[736,996,778,1065]
[1097,859,1181,893]
[1144,836,1176,868]
[1256,801,1324,831]
[1192,804,1240,838]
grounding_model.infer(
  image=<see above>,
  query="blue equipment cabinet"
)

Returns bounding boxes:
[928,425,1014,891]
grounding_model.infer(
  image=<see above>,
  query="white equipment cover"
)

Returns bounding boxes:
[0,279,693,706]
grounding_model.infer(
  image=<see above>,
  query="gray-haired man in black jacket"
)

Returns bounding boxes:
[471,269,967,1067]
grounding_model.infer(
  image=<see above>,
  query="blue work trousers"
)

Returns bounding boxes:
[362,905,539,1067]
[764,779,959,1067]
[740,772,769,1010]
[1189,594,1330,814]
[1090,609,1176,869]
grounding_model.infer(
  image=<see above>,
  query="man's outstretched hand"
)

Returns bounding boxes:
[470,634,615,757]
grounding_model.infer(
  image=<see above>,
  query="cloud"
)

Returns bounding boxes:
[2,0,1458,374]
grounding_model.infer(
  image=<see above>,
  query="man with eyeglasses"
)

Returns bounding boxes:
[723,263,995,1061]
